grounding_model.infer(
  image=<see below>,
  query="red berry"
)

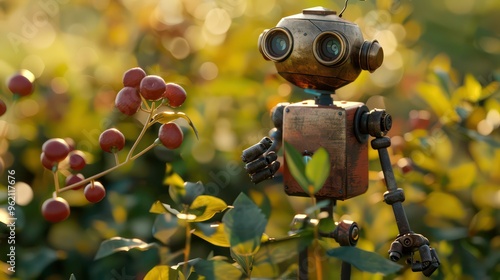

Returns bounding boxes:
[158,122,184,149]
[115,87,142,116]
[123,67,146,88]
[40,153,58,170]
[42,138,70,162]
[41,197,70,223]
[84,181,106,203]
[99,128,125,153]
[139,75,166,101]
[68,150,86,170]
[0,99,7,116]
[163,83,187,108]
[8,72,34,97]
[66,173,85,190]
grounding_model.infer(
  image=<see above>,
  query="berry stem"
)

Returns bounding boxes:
[130,142,159,160]
[113,152,120,165]
[53,171,60,194]
[58,139,160,193]
[140,95,151,112]
[58,163,123,193]
[126,102,156,161]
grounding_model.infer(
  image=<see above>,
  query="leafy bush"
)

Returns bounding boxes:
[0,1,499,279]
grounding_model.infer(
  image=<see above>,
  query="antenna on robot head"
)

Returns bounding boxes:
[338,0,350,17]
[339,0,367,18]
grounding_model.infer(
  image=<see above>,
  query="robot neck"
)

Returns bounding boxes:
[304,88,335,105]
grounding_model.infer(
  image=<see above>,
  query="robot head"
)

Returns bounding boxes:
[259,7,383,92]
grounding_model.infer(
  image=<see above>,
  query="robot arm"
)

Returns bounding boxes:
[241,103,288,183]
[363,110,440,277]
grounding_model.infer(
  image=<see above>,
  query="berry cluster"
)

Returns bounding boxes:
[40,137,108,222]
[39,67,197,223]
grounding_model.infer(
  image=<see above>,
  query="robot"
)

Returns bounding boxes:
[241,7,440,278]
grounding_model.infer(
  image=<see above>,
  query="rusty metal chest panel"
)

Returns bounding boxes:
[282,100,369,199]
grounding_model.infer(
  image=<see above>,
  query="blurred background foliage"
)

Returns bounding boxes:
[0,0,498,279]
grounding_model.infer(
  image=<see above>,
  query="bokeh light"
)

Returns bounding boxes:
[199,62,219,81]
[14,182,33,206]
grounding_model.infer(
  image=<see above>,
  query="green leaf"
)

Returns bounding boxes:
[417,83,458,122]
[222,193,268,275]
[284,142,309,193]
[17,247,58,279]
[193,223,230,247]
[183,181,205,205]
[152,213,181,244]
[425,191,466,220]
[193,259,243,280]
[164,172,185,188]
[151,111,199,139]
[169,183,186,206]
[222,193,267,253]
[230,251,254,277]
[186,271,200,280]
[150,201,181,215]
[433,68,451,95]
[252,230,314,278]
[188,195,228,222]
[480,80,500,100]
[94,237,157,260]
[464,74,482,102]
[169,181,205,206]
[256,231,313,264]
[249,190,272,219]
[305,147,330,194]
[144,265,180,280]
[326,246,402,275]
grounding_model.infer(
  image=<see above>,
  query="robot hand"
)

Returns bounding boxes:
[241,137,281,184]
[388,233,440,277]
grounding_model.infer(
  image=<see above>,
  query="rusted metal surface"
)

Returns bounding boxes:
[282,100,368,199]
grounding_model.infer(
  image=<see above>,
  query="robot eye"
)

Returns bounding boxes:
[259,27,293,62]
[313,31,348,66]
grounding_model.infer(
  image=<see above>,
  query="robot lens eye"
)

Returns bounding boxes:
[323,38,341,57]
[313,32,348,66]
[262,28,293,62]
[271,34,288,54]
